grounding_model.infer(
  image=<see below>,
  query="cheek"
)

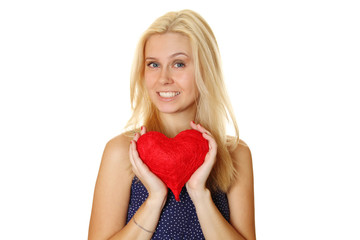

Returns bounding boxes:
[192,85,199,100]
[181,73,197,96]
[144,72,157,89]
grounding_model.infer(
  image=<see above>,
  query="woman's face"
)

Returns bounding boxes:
[144,33,198,115]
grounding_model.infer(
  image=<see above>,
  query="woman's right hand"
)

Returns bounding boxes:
[129,126,168,205]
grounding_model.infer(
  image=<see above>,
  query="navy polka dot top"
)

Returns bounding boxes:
[126,176,230,239]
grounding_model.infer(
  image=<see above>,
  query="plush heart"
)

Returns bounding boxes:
[136,129,209,201]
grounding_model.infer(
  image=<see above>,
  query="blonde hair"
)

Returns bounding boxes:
[125,9,239,192]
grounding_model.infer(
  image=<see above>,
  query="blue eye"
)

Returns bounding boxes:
[174,62,185,68]
[148,62,159,68]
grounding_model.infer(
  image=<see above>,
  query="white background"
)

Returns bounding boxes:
[1,0,359,239]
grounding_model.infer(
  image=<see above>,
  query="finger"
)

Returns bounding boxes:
[202,132,217,157]
[131,140,141,162]
[133,132,140,142]
[141,126,147,135]
[197,124,212,136]
[129,141,139,175]
[130,140,139,167]
[129,141,135,165]
[190,121,210,134]
[202,131,216,145]
[130,140,149,175]
[190,121,197,130]
[130,141,145,178]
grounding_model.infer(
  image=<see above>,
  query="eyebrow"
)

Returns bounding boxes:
[145,52,189,61]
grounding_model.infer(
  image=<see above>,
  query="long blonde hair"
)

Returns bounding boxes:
[125,9,239,192]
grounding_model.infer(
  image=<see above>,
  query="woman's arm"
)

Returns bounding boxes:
[88,129,167,240]
[187,122,256,240]
[227,140,256,239]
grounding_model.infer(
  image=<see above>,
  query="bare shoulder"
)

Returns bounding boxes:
[228,138,252,171]
[230,138,253,187]
[103,133,133,166]
[89,132,134,239]
[226,137,256,239]
[107,132,132,154]
[230,138,250,152]
[96,131,135,189]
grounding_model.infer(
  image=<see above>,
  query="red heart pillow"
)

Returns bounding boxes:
[136,129,209,201]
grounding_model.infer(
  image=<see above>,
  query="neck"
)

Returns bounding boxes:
[159,107,196,138]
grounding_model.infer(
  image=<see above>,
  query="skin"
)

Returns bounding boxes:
[88,33,256,240]
[144,33,199,137]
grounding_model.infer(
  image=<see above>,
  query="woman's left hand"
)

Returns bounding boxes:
[186,121,217,199]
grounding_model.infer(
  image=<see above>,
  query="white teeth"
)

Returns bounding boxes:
[158,92,180,98]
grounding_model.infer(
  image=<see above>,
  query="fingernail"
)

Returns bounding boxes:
[141,126,143,130]
[191,121,195,124]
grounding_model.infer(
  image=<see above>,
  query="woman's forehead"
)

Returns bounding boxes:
[145,33,192,59]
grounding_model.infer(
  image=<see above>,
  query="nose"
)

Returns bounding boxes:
[159,66,174,85]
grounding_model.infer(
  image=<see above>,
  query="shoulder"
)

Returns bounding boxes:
[105,129,138,155]
[227,137,254,189]
[226,138,256,239]
[89,132,134,239]
[227,137,252,171]
[100,132,134,172]
[105,133,132,157]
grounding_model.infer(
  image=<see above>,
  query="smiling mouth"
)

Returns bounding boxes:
[157,91,181,98]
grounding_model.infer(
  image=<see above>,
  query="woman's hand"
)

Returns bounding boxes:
[186,121,217,200]
[129,126,168,205]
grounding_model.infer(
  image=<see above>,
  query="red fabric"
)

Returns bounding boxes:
[137,129,209,201]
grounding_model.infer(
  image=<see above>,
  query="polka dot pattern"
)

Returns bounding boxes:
[126,176,230,239]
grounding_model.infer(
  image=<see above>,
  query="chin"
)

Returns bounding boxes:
[151,97,196,115]
[156,106,180,114]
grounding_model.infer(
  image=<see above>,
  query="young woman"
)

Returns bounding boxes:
[89,9,255,240]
